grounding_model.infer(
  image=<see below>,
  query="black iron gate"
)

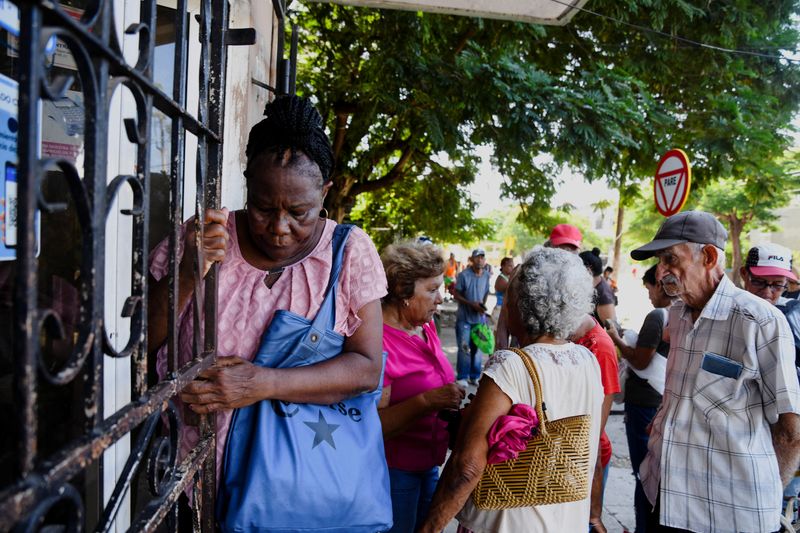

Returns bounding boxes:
[0,0,250,529]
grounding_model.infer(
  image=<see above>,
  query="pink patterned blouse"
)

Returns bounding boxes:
[150,212,387,483]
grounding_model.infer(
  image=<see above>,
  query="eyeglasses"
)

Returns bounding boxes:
[747,276,788,292]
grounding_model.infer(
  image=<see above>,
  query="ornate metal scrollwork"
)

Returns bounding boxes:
[1,0,239,529]
[146,401,179,497]
[14,482,84,533]
[95,400,180,533]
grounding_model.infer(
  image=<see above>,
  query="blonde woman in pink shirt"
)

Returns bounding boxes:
[379,240,466,533]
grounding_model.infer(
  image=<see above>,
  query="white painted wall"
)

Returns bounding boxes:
[220,0,279,211]
[101,0,140,529]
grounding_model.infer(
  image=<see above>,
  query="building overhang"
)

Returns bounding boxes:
[306,0,589,25]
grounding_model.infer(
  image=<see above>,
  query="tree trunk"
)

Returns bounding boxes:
[327,197,349,223]
[729,216,744,286]
[325,145,414,223]
[326,175,357,223]
[612,201,625,282]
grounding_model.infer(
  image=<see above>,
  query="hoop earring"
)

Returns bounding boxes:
[403,300,410,307]
[320,208,329,219]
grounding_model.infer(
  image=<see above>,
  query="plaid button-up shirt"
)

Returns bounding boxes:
[640,275,800,533]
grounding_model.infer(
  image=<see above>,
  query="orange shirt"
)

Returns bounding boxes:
[444,259,458,278]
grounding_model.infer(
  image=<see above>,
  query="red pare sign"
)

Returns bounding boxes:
[654,149,691,217]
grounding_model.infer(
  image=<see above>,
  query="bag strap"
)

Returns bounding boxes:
[323,224,354,294]
[509,347,549,436]
[310,224,354,330]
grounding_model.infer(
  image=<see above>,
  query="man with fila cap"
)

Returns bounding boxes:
[741,243,800,521]
[741,243,800,380]
[740,243,798,306]
[630,210,800,533]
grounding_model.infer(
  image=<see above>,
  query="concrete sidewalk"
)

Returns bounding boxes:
[436,301,636,533]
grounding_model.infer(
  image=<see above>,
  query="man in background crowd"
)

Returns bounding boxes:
[740,243,800,521]
[603,266,619,305]
[785,266,800,300]
[452,248,490,386]
[491,257,514,327]
[741,243,797,307]
[444,252,460,300]
[741,243,800,375]
[606,264,671,533]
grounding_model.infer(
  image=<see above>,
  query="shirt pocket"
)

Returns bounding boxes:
[692,356,749,420]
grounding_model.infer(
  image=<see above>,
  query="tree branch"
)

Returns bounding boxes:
[454,27,477,57]
[351,144,415,196]
[365,138,406,174]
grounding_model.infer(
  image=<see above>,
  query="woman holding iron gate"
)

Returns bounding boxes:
[147,96,392,531]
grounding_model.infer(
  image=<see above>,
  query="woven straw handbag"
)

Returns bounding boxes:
[471,347,592,510]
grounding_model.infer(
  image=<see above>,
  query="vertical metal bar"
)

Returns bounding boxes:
[205,0,228,353]
[273,0,286,96]
[167,0,190,375]
[133,0,157,400]
[13,2,42,480]
[289,22,298,95]
[192,0,211,363]
[199,0,231,524]
[86,4,114,526]
[85,0,112,433]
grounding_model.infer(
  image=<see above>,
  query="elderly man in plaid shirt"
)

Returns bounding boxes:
[630,211,800,533]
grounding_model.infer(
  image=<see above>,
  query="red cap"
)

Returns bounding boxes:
[549,224,582,249]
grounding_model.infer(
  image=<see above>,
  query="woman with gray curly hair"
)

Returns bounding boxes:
[419,247,604,533]
[379,240,466,533]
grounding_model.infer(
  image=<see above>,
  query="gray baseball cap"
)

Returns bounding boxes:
[630,211,727,261]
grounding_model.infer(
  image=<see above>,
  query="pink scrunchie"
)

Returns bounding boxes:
[486,404,540,465]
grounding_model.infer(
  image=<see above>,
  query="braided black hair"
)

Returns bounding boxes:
[245,95,334,184]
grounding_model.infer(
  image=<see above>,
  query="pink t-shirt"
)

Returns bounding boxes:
[382,320,456,471]
[150,213,387,483]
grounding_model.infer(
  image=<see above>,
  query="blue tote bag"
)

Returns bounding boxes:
[218,224,393,532]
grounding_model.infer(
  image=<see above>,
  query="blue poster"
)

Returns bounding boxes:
[0,73,39,261]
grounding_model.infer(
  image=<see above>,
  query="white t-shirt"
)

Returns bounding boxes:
[457,343,603,533]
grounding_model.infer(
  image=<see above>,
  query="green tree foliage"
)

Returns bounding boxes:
[295,1,800,243]
[349,169,495,250]
[493,206,612,256]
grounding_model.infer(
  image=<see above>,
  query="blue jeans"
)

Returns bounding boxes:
[589,463,611,532]
[387,467,439,533]
[625,402,659,533]
[455,320,482,380]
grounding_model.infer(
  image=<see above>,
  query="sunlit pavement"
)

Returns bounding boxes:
[436,290,641,532]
